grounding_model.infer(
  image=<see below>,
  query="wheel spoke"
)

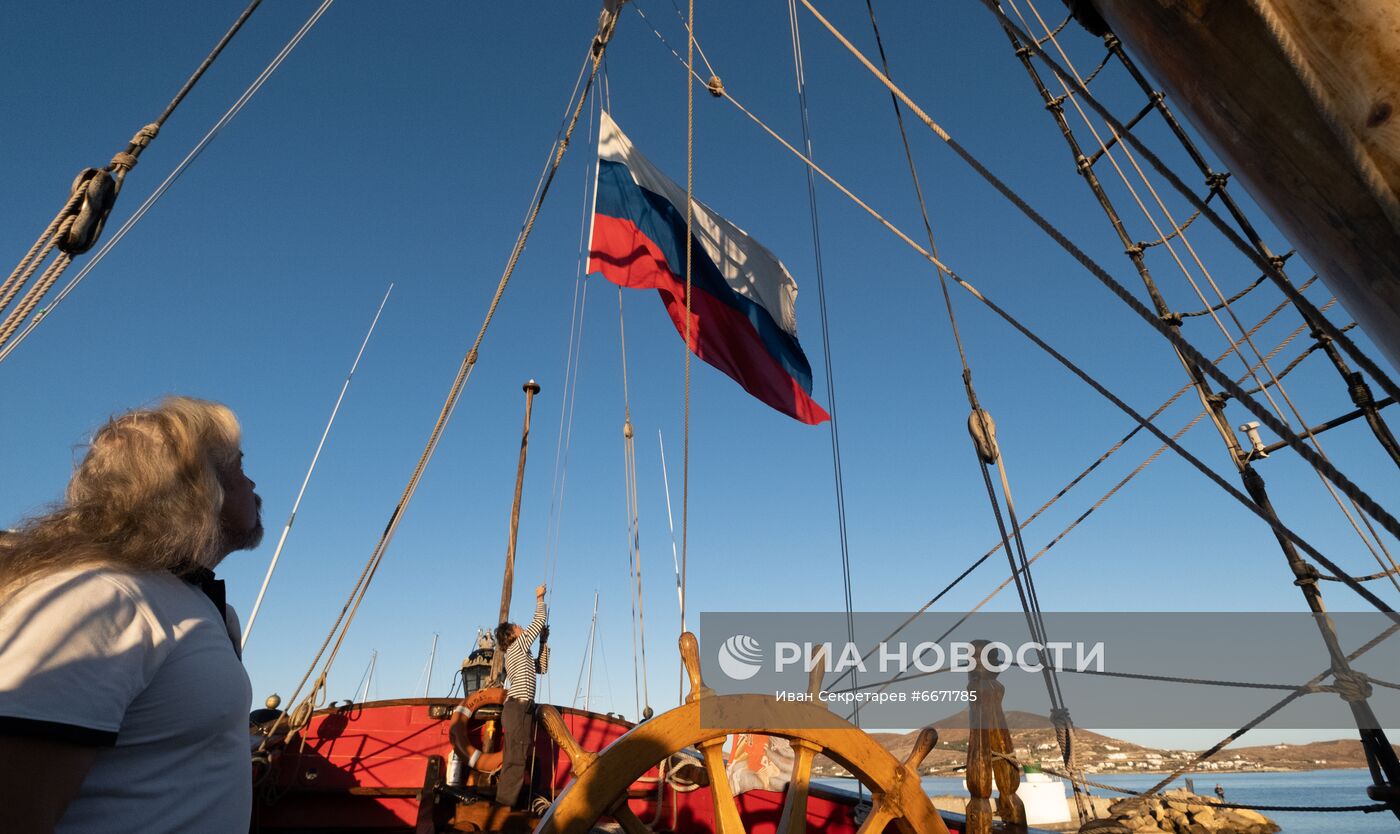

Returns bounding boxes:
[611,803,652,834]
[855,795,896,834]
[698,736,748,834]
[776,739,821,834]
[537,705,597,776]
[679,632,712,704]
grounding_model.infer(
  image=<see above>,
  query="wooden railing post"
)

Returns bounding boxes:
[965,640,1027,834]
[965,642,994,834]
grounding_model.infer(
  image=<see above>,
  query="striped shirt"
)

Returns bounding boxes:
[505,599,549,703]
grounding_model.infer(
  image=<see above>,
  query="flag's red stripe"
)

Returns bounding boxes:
[590,214,830,425]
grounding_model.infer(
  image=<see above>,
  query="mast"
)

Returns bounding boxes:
[586,590,598,712]
[499,379,542,626]
[423,633,439,697]
[242,283,394,651]
[357,650,378,704]
[995,12,1400,809]
[488,380,542,688]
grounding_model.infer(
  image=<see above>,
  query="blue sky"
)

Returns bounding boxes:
[3,1,1398,749]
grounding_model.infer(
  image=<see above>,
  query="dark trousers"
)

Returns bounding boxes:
[497,698,534,808]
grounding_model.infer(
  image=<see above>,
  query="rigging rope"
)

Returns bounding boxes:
[1,0,263,314]
[826,281,1323,691]
[263,5,624,745]
[646,6,1399,719]
[785,0,862,730]
[0,0,335,365]
[1243,324,1356,396]
[798,0,1400,559]
[1004,0,1400,610]
[855,0,1088,812]
[637,34,1396,620]
[679,0,695,646]
[976,0,1400,410]
[1100,33,1400,472]
[543,87,603,702]
[618,288,651,718]
[544,79,603,621]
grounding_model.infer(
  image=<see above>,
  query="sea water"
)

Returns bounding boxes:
[821,769,1393,832]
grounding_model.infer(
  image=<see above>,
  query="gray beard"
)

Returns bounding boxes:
[223,519,265,554]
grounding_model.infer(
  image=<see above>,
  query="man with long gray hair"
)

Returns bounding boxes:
[0,397,262,833]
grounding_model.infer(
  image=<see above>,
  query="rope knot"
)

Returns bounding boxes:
[706,76,725,98]
[1344,372,1373,408]
[1205,171,1231,191]
[1160,311,1183,327]
[1331,670,1373,703]
[132,123,160,146]
[466,348,479,366]
[109,151,139,171]
[1291,562,1320,588]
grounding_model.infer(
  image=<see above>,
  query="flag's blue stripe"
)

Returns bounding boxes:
[594,159,815,394]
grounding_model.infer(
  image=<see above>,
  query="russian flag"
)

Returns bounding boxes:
[587,112,831,425]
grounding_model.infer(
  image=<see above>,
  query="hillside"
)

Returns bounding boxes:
[813,712,1386,777]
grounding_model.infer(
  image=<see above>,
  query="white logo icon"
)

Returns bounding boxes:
[717,634,764,680]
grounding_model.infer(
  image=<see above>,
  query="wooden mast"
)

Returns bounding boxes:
[498,379,541,626]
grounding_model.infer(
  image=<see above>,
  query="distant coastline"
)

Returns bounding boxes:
[811,711,1392,778]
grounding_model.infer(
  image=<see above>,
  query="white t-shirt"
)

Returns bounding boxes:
[0,567,253,833]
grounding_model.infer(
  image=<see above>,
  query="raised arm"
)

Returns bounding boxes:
[518,584,548,647]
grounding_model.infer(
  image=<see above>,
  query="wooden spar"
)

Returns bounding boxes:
[1082,0,1400,372]
[498,379,542,627]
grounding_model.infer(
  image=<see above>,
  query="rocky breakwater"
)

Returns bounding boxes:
[1080,789,1279,834]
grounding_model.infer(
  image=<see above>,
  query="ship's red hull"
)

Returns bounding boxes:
[252,699,967,833]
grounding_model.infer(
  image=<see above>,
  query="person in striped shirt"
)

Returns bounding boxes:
[493,583,550,809]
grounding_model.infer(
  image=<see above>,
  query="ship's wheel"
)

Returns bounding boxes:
[534,632,948,834]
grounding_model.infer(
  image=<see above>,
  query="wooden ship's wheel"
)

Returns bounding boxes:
[534,632,949,834]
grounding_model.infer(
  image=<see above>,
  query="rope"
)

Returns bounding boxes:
[787,0,861,730]
[1139,623,1400,795]
[1104,32,1400,472]
[636,8,1398,630]
[0,0,265,352]
[656,429,686,702]
[1009,0,1400,617]
[857,0,1086,813]
[797,0,1400,580]
[0,192,80,317]
[679,0,695,643]
[1242,322,1356,396]
[618,288,651,718]
[1002,0,1400,598]
[979,0,1400,409]
[648,17,1395,618]
[1178,274,1265,317]
[543,85,602,636]
[829,285,1316,690]
[0,0,335,365]
[264,9,622,746]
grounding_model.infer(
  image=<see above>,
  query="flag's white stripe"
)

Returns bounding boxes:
[599,112,800,339]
